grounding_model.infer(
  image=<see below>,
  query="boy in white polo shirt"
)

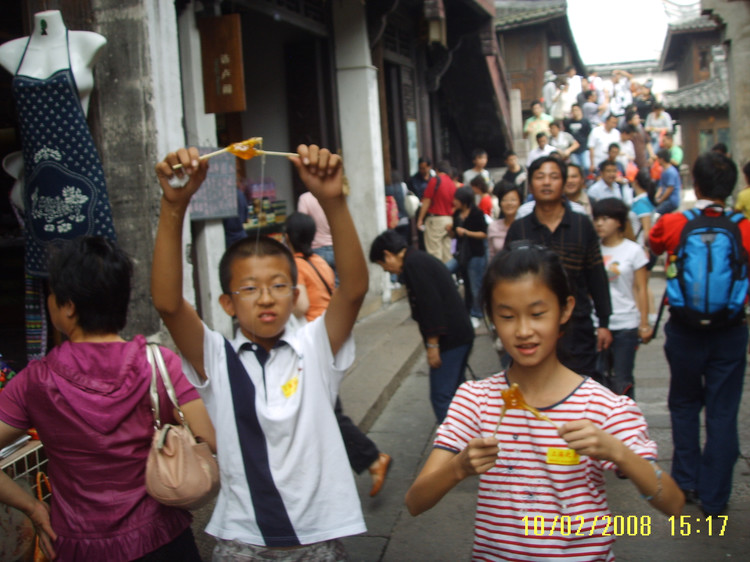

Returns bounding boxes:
[151,145,368,559]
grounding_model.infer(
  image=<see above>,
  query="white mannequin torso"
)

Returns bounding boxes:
[0,10,106,114]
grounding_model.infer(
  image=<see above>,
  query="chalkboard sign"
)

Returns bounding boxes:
[188,147,238,221]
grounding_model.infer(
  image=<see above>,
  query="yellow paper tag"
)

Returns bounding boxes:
[546,447,580,465]
[281,375,299,398]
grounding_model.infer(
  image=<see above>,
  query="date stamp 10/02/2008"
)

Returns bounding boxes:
[521,515,729,537]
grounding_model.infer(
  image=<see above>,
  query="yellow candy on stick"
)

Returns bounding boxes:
[171,137,297,169]
[492,383,559,437]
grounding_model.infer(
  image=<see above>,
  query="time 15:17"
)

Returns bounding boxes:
[668,515,728,536]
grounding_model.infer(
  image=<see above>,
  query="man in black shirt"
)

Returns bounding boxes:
[563,104,592,173]
[505,156,612,380]
[370,231,473,422]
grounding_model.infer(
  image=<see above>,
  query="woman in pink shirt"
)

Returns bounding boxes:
[0,237,214,561]
[487,182,522,259]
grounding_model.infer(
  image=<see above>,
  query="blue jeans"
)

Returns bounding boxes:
[569,151,590,172]
[430,343,472,423]
[597,328,639,398]
[655,199,677,215]
[466,255,486,318]
[313,245,335,270]
[445,255,486,318]
[664,319,747,512]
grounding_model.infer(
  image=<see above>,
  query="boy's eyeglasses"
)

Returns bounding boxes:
[230,284,296,300]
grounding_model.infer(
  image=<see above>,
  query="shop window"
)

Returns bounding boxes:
[698,129,714,154]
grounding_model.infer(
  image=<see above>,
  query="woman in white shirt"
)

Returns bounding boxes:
[592,198,652,399]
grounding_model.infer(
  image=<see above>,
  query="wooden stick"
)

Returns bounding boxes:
[172,148,297,169]
[172,148,228,170]
[257,150,298,157]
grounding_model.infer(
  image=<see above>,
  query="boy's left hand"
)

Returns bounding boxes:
[290,144,343,202]
[558,419,623,462]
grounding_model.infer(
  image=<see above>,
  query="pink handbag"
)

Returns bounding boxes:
[144,343,219,510]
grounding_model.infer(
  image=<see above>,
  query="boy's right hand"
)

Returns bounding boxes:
[155,147,209,205]
[456,437,499,479]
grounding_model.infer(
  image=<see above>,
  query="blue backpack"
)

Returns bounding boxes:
[665,205,749,329]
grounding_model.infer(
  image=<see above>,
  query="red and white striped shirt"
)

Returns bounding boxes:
[435,372,657,561]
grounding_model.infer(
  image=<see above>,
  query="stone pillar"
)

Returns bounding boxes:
[332,1,388,311]
[88,0,187,338]
[177,2,232,337]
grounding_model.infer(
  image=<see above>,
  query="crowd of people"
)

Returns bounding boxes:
[0,123,747,561]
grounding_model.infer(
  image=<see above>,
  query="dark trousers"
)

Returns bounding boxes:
[430,343,473,423]
[559,315,600,382]
[597,328,639,399]
[664,319,747,512]
[335,397,379,473]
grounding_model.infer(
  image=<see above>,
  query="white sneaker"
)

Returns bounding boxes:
[471,317,481,329]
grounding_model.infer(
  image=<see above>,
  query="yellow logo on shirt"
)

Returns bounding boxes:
[546,447,580,465]
[281,375,299,398]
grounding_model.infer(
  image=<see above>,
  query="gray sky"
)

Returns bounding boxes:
[567,0,671,65]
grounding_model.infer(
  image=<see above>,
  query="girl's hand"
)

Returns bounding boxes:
[290,145,343,202]
[26,499,57,560]
[155,147,208,205]
[455,226,466,237]
[456,437,499,478]
[558,419,624,463]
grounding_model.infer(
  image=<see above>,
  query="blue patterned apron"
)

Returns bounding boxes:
[12,30,116,277]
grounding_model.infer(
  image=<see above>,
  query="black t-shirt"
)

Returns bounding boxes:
[400,248,474,350]
[504,203,611,328]
[453,206,488,258]
[563,118,591,154]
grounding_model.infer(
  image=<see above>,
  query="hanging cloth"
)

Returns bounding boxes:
[12,30,116,277]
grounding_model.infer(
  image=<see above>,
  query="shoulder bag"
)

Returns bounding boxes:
[145,343,219,510]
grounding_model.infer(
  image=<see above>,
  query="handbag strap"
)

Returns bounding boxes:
[147,343,188,431]
[305,256,333,296]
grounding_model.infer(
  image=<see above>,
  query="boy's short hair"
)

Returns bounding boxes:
[47,236,133,334]
[530,100,542,109]
[471,148,487,160]
[692,151,738,201]
[454,186,475,208]
[504,150,517,160]
[712,143,729,156]
[656,148,672,163]
[436,160,452,174]
[369,230,408,263]
[599,159,618,172]
[607,143,620,152]
[219,237,298,294]
[418,156,432,167]
[469,175,489,193]
[536,132,548,141]
[592,197,629,232]
[743,161,750,185]
[550,121,562,129]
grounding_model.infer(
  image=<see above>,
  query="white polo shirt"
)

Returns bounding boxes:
[182,315,365,547]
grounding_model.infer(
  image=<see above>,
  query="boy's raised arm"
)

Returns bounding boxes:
[289,145,368,356]
[151,147,209,379]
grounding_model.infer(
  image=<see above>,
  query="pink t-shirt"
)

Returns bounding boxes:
[0,335,200,561]
[297,192,333,249]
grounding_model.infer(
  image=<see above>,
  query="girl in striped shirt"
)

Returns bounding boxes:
[405,244,683,561]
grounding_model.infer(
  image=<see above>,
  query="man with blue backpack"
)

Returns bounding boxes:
[650,151,750,517]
